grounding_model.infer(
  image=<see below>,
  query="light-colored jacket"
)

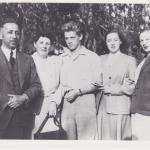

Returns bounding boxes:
[99,52,137,114]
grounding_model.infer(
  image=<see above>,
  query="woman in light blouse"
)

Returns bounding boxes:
[96,29,137,140]
[32,33,62,133]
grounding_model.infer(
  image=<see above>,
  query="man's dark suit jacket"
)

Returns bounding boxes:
[0,48,42,137]
[131,56,150,116]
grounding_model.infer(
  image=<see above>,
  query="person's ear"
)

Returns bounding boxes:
[34,42,37,49]
[119,40,122,45]
[0,28,4,39]
[79,34,83,41]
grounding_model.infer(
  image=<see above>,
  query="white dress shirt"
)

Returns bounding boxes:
[1,45,16,61]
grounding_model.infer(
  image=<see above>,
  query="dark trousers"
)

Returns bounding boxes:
[1,110,35,139]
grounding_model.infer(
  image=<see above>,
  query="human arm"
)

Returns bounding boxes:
[64,84,97,103]
[65,54,102,102]
[119,57,137,95]
[7,56,43,109]
[47,84,69,116]
[23,57,42,102]
[103,57,137,96]
[7,93,29,108]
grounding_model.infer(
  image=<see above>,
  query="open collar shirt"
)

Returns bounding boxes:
[60,46,101,90]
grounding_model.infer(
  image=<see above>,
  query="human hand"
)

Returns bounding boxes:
[92,82,104,90]
[103,85,111,95]
[48,102,57,117]
[64,89,80,103]
[123,77,135,85]
[7,94,26,108]
[92,82,111,95]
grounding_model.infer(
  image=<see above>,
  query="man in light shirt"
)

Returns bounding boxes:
[0,18,42,139]
[131,29,150,140]
[50,21,101,140]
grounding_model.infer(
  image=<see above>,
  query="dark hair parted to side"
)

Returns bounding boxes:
[106,28,124,43]
[105,28,128,53]
[33,32,54,43]
[61,21,84,36]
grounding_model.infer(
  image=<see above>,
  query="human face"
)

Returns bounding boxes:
[1,23,20,49]
[140,31,150,53]
[106,32,122,54]
[34,37,51,58]
[64,31,82,51]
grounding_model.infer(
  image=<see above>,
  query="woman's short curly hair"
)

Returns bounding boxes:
[33,32,53,43]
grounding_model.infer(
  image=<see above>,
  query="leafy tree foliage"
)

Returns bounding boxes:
[0,3,149,62]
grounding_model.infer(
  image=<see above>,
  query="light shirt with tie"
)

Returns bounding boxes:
[0,45,29,103]
[1,45,16,61]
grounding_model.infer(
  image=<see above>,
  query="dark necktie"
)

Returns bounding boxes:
[9,50,15,67]
[144,52,150,58]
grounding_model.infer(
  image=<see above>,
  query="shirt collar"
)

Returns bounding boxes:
[109,51,121,56]
[1,45,16,61]
[61,46,87,58]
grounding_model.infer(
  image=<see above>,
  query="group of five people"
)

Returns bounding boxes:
[0,18,149,140]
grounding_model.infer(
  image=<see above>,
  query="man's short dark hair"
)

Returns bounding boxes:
[1,17,19,28]
[61,21,84,36]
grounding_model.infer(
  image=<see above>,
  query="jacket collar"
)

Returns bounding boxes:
[0,48,26,88]
[0,48,12,85]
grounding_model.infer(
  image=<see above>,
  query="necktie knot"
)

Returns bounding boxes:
[10,50,13,57]
[144,52,150,58]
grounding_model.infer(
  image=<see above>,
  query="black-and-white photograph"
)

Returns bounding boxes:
[0,1,150,149]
